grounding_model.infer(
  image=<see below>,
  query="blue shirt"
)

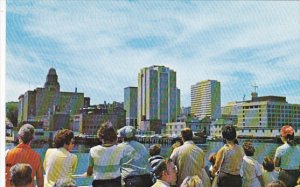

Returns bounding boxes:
[119,140,151,182]
[274,143,300,170]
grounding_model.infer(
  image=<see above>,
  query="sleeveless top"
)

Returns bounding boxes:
[220,144,244,175]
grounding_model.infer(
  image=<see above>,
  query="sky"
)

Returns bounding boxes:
[5,1,300,107]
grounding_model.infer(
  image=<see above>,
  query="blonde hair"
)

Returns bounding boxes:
[180,175,203,187]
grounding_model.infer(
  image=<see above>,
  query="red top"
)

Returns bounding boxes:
[6,143,43,187]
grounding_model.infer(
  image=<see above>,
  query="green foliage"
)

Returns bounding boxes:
[6,102,18,127]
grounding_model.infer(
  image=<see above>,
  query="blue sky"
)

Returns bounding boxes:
[5,1,300,107]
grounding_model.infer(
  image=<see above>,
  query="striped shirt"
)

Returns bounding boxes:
[148,155,164,170]
[6,143,43,187]
[88,144,123,180]
[43,147,78,187]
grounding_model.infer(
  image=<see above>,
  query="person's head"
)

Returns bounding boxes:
[221,125,236,141]
[181,128,193,142]
[280,125,296,146]
[180,175,203,187]
[118,125,136,141]
[18,124,35,144]
[53,129,75,150]
[267,180,287,187]
[263,156,275,172]
[153,158,177,184]
[243,141,255,156]
[149,144,161,156]
[97,121,117,144]
[10,163,32,187]
[208,152,217,166]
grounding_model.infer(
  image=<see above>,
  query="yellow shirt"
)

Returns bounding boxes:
[43,147,78,187]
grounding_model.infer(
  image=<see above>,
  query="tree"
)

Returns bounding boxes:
[6,102,18,127]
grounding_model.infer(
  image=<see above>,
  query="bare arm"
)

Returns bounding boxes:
[36,159,44,187]
[211,147,224,176]
[87,166,93,176]
[274,156,281,171]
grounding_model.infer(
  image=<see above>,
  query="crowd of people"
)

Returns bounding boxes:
[5,122,300,187]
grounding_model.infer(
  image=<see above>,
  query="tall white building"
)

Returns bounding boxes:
[191,80,221,120]
[124,87,137,126]
[137,65,179,127]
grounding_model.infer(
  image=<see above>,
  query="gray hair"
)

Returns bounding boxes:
[18,124,35,144]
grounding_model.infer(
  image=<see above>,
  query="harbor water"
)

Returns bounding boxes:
[6,140,279,186]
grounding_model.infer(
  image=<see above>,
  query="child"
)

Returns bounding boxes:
[148,144,164,183]
[262,156,279,186]
[241,141,264,187]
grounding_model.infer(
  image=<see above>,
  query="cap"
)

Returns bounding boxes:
[280,125,294,137]
[18,124,35,143]
[118,126,136,138]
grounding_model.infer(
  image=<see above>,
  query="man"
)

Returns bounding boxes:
[152,159,177,187]
[6,124,44,187]
[170,128,207,187]
[87,121,122,187]
[118,126,153,187]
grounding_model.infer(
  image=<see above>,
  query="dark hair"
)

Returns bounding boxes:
[263,156,275,172]
[181,128,193,141]
[267,180,287,187]
[243,141,255,156]
[208,152,217,166]
[97,122,117,143]
[222,125,236,141]
[153,158,173,179]
[286,134,296,146]
[10,163,32,186]
[149,144,161,156]
[54,129,74,148]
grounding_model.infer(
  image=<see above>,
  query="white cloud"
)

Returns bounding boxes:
[6,1,300,106]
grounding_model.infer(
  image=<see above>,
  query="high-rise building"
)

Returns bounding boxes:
[137,65,179,127]
[124,87,138,127]
[191,80,221,120]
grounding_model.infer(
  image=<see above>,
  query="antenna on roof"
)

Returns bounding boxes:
[251,83,258,92]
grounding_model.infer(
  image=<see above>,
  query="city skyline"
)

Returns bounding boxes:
[5,1,300,107]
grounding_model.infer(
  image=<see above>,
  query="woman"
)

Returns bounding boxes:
[211,125,244,187]
[274,125,300,187]
[87,121,123,187]
[43,129,78,187]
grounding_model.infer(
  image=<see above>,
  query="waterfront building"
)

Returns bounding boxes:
[72,102,126,134]
[124,87,138,127]
[137,65,180,129]
[166,122,187,136]
[220,92,300,138]
[18,68,89,131]
[191,80,221,120]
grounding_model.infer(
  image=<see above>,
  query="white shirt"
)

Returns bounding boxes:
[240,156,263,187]
[274,143,300,170]
[88,144,123,180]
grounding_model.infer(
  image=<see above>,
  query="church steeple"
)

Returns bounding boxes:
[44,68,60,91]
